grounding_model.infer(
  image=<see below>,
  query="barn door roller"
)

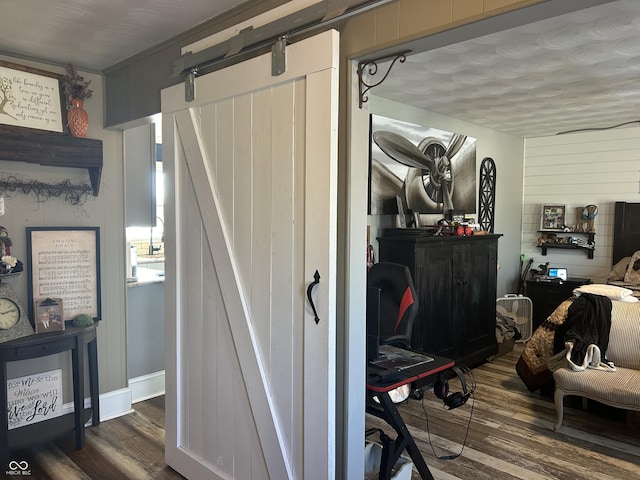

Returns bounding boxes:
[175,0,393,100]
[272,36,287,76]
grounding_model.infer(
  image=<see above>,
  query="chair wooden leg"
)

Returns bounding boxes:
[553,388,564,432]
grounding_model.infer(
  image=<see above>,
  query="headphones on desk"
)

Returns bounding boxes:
[434,365,476,410]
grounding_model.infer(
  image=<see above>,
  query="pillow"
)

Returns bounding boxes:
[573,283,634,300]
[623,250,640,284]
[607,256,631,282]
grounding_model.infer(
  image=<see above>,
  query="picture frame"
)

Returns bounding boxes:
[0,60,66,133]
[27,227,101,325]
[368,113,477,215]
[34,298,65,334]
[540,205,566,231]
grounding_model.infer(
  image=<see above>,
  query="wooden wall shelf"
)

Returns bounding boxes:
[536,230,595,259]
[0,125,103,196]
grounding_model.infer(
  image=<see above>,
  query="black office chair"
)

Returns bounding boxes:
[367,262,419,349]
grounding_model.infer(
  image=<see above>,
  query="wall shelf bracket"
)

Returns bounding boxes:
[357,49,411,108]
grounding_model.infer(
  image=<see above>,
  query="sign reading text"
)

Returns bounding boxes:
[0,62,64,132]
[7,369,63,430]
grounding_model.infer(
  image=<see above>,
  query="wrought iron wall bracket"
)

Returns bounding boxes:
[357,49,411,108]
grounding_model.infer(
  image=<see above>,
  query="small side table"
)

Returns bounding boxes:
[0,324,99,464]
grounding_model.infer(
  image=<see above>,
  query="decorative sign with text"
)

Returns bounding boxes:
[0,61,64,133]
[7,369,63,430]
[27,227,102,323]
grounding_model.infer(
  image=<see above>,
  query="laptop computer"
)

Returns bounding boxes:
[548,267,567,281]
[548,267,591,284]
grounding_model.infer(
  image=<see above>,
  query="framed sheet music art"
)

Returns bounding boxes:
[27,227,101,325]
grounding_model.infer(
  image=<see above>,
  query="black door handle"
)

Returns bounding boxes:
[306,270,321,324]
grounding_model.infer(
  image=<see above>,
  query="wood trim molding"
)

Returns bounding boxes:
[0,124,103,195]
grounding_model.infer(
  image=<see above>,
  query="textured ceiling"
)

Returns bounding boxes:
[0,0,251,72]
[372,0,640,138]
[1,1,638,138]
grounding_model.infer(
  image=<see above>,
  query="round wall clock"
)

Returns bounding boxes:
[0,282,34,343]
[0,297,20,329]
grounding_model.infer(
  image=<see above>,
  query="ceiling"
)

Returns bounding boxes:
[0,0,251,72]
[1,1,639,138]
[373,0,640,138]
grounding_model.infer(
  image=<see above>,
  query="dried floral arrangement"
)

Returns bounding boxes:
[62,63,93,105]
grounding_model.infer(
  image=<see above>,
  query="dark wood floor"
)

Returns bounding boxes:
[6,345,640,479]
[367,344,640,480]
[7,395,185,480]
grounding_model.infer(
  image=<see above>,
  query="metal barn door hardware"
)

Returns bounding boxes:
[173,0,394,100]
[185,67,197,102]
[357,49,411,108]
[272,37,287,76]
[306,270,321,325]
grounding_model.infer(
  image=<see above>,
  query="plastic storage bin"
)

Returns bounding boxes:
[364,442,413,480]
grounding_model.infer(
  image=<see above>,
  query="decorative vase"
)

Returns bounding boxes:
[67,98,89,138]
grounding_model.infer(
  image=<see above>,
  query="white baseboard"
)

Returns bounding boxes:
[60,370,165,425]
[129,370,165,403]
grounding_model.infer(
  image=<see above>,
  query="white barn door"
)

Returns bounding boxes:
[161,30,339,479]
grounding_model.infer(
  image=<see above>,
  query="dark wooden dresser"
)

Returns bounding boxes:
[525,278,591,330]
[377,230,501,367]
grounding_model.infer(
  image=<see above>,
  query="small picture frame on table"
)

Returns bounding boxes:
[540,205,566,231]
[34,298,65,334]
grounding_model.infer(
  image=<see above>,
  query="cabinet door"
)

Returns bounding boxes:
[415,244,457,358]
[456,240,498,359]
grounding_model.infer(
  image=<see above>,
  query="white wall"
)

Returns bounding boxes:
[522,127,640,284]
[0,55,127,402]
[369,96,525,296]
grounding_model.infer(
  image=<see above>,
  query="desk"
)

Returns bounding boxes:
[0,325,99,462]
[367,353,454,480]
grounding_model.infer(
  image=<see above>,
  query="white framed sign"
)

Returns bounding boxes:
[27,227,102,324]
[0,60,65,133]
[7,369,63,430]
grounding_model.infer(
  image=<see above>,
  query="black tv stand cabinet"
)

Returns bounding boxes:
[378,231,501,366]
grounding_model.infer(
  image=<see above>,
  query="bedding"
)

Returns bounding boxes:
[574,283,638,302]
[516,298,574,392]
[624,250,640,284]
[607,249,640,298]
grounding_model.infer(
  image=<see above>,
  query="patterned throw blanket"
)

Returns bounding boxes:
[516,298,575,392]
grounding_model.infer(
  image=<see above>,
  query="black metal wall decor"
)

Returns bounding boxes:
[478,157,496,233]
[357,49,411,108]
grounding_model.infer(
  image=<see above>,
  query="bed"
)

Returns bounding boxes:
[516,201,640,391]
